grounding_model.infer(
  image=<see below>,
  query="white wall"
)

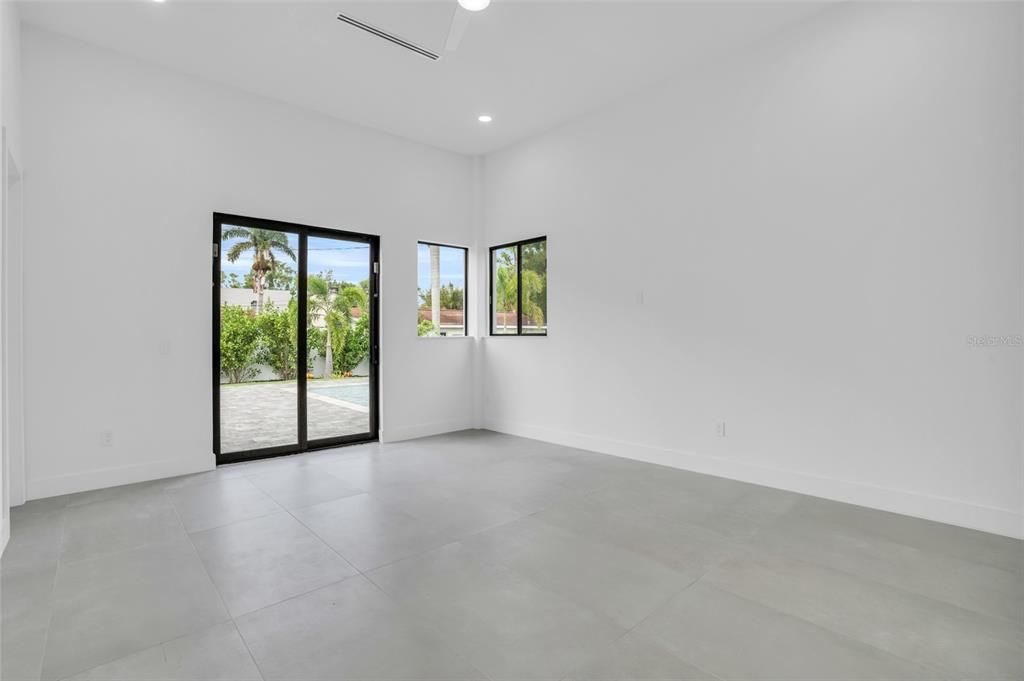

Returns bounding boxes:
[0,0,24,552]
[21,27,477,499]
[481,2,1024,538]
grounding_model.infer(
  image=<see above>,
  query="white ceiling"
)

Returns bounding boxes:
[19,0,828,155]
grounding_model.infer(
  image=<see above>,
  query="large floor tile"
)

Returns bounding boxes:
[167,477,281,533]
[292,494,456,571]
[65,622,261,681]
[161,465,249,491]
[562,631,717,681]
[311,450,446,492]
[2,562,59,631]
[60,493,186,564]
[582,472,800,541]
[235,576,484,681]
[440,456,592,515]
[2,617,51,681]
[41,537,229,680]
[790,496,1023,572]
[369,482,523,540]
[2,509,64,681]
[462,517,693,628]
[369,542,626,680]
[245,467,363,510]
[752,511,1024,624]
[66,481,168,509]
[191,511,358,616]
[534,494,743,577]
[5,430,1018,681]
[635,582,943,681]
[11,495,70,517]
[3,507,66,576]
[704,550,1024,680]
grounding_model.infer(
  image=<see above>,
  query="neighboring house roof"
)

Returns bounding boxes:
[418,309,465,326]
[418,310,538,327]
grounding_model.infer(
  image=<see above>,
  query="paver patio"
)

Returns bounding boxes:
[220,378,370,452]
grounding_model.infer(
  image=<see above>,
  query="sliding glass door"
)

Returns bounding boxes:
[305,234,374,444]
[213,214,379,464]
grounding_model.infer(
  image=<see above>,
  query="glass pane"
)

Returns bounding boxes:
[417,243,466,337]
[521,239,547,335]
[491,246,518,334]
[306,235,371,440]
[219,225,299,453]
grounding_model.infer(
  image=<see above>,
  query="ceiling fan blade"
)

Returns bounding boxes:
[444,6,471,52]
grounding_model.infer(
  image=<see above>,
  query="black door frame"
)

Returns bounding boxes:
[212,212,380,465]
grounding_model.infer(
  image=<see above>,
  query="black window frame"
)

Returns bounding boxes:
[489,236,547,337]
[417,240,469,338]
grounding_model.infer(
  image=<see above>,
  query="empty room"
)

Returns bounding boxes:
[0,0,1021,679]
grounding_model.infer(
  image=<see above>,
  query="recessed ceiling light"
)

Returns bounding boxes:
[478,115,493,123]
[458,0,491,12]
[152,0,166,3]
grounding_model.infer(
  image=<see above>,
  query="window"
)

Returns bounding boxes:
[417,242,467,337]
[490,237,547,336]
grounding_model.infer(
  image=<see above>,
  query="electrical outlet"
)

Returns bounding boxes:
[716,422,726,438]
[99,431,114,447]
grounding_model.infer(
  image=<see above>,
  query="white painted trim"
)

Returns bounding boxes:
[1,515,9,556]
[484,418,1024,540]
[381,418,475,444]
[26,455,215,501]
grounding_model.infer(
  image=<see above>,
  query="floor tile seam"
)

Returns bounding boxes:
[393,533,645,648]
[692,580,956,680]
[227,619,268,681]
[247,484,367,514]
[185,504,288,537]
[168,495,232,612]
[179,502,362,623]
[53,487,192,572]
[280,485,533,577]
[714,544,1024,635]
[746,533,1024,629]
[759,512,1024,583]
[280,500,370,578]
[355,565,498,681]
[227,571,360,623]
[35,511,69,681]
[165,472,268,498]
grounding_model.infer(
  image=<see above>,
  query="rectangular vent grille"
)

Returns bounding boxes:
[336,13,441,61]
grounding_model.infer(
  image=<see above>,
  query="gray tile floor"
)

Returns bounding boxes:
[2,430,1021,681]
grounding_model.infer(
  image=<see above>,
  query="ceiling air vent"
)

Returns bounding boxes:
[336,13,441,61]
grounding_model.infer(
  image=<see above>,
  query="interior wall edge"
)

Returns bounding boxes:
[483,418,1024,540]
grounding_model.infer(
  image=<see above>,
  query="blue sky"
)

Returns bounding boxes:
[417,243,465,292]
[219,229,465,291]
[220,230,370,286]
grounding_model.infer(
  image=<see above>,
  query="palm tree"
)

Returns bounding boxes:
[494,250,517,331]
[223,227,296,314]
[308,276,369,378]
[307,275,339,379]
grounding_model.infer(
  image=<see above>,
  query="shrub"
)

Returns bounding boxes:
[220,305,260,383]
[339,314,370,373]
[254,301,297,380]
